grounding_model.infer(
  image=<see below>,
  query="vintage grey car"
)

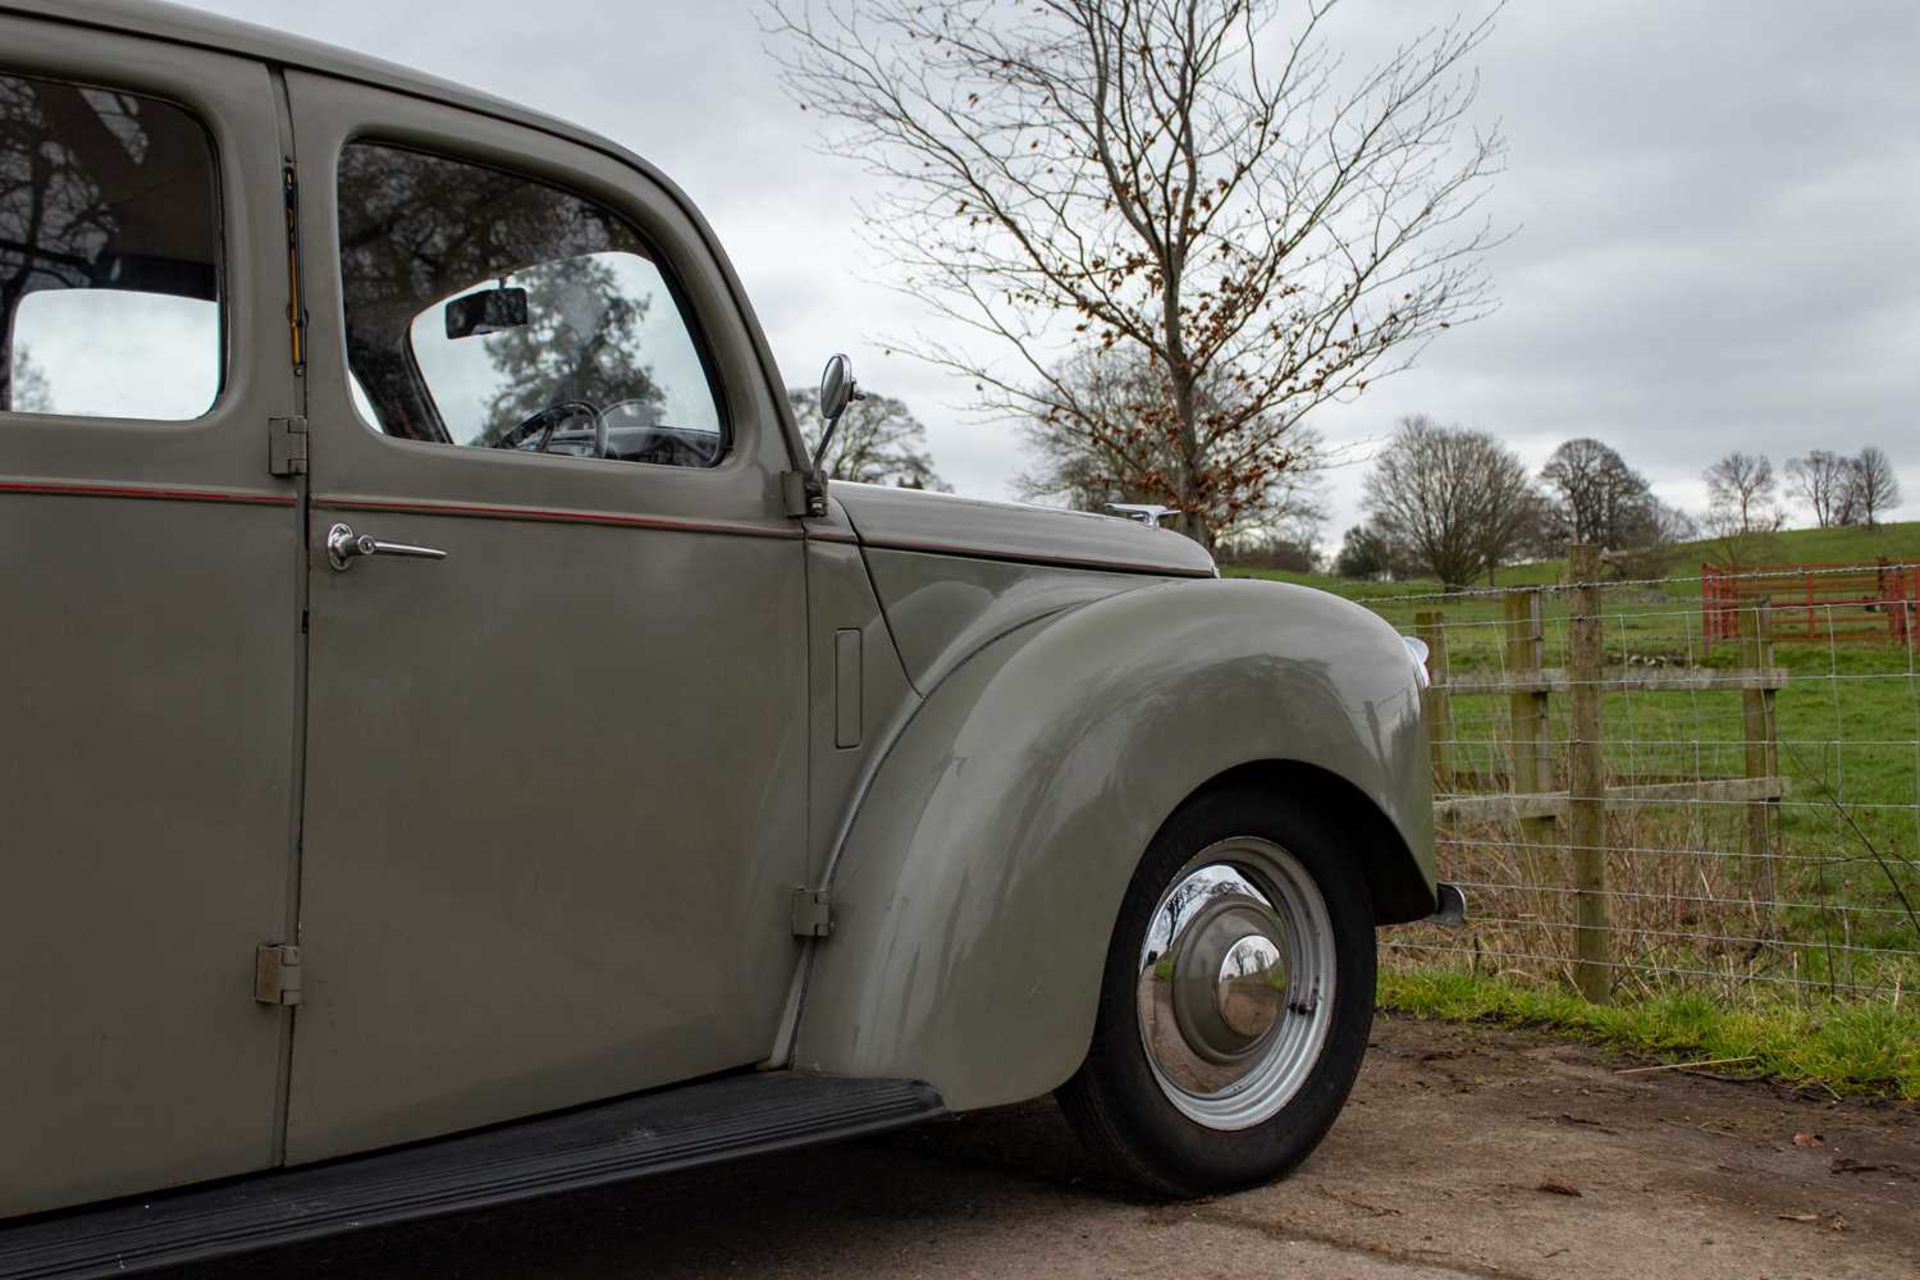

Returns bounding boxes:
[0,1,1441,1273]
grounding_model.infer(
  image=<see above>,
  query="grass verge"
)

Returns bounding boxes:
[1378,968,1920,1101]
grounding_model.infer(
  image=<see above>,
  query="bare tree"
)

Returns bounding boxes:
[1537,438,1692,576]
[1785,449,1851,528]
[1703,451,1781,535]
[1015,345,1322,542]
[1015,346,1182,512]
[790,386,947,490]
[1363,414,1538,590]
[1848,446,1900,529]
[1538,437,1660,549]
[768,0,1504,547]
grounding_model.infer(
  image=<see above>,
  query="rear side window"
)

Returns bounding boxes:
[0,70,222,419]
[335,141,725,468]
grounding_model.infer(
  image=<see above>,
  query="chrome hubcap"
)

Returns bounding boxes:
[1136,838,1336,1130]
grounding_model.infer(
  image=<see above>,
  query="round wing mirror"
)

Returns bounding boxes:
[810,354,860,477]
[818,354,855,423]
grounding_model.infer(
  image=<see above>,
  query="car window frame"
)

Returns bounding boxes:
[334,134,734,472]
[0,13,298,501]
[289,66,800,520]
[0,65,232,427]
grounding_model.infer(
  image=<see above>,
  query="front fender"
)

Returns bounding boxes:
[792,577,1433,1110]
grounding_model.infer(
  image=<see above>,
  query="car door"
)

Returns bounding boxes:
[283,71,810,1162]
[0,19,301,1217]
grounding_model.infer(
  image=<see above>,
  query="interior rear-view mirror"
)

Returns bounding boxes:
[444,286,529,340]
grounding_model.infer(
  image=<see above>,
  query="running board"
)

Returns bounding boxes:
[0,1073,945,1279]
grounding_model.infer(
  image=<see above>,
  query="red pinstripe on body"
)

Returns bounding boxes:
[0,478,296,507]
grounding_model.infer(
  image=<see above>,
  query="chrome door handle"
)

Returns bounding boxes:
[326,522,448,572]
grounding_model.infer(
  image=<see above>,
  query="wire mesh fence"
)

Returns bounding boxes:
[1363,547,1920,1006]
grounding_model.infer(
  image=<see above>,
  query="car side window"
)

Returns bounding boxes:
[336,141,725,468]
[0,70,222,420]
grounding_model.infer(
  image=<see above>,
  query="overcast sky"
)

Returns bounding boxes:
[180,0,1920,537]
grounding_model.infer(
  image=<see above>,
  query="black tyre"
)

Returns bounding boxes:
[1056,786,1377,1196]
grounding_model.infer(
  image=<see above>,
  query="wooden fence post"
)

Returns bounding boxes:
[1416,610,1453,792]
[1567,544,1611,1003]
[1503,588,1553,852]
[1738,599,1779,921]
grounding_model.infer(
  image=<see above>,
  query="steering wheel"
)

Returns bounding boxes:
[492,400,606,457]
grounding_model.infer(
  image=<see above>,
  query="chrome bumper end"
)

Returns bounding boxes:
[1420,881,1468,928]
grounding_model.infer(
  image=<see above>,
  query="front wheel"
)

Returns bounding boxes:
[1056,787,1377,1196]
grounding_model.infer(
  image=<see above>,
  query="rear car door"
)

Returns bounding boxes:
[283,71,810,1162]
[0,19,301,1216]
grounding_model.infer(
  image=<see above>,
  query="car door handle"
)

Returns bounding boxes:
[326,522,448,572]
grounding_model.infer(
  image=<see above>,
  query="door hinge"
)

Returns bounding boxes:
[790,888,833,938]
[269,415,308,477]
[253,943,304,1006]
[781,471,828,519]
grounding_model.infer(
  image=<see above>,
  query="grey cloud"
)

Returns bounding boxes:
[1312,0,1920,528]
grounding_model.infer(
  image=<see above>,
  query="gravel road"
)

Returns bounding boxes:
[161,1015,1919,1279]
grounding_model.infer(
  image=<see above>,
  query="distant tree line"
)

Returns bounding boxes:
[1336,419,1902,589]
[789,386,947,491]
[1341,419,1690,589]
[1697,446,1899,564]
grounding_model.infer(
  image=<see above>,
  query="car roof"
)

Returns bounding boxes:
[3,0,629,165]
